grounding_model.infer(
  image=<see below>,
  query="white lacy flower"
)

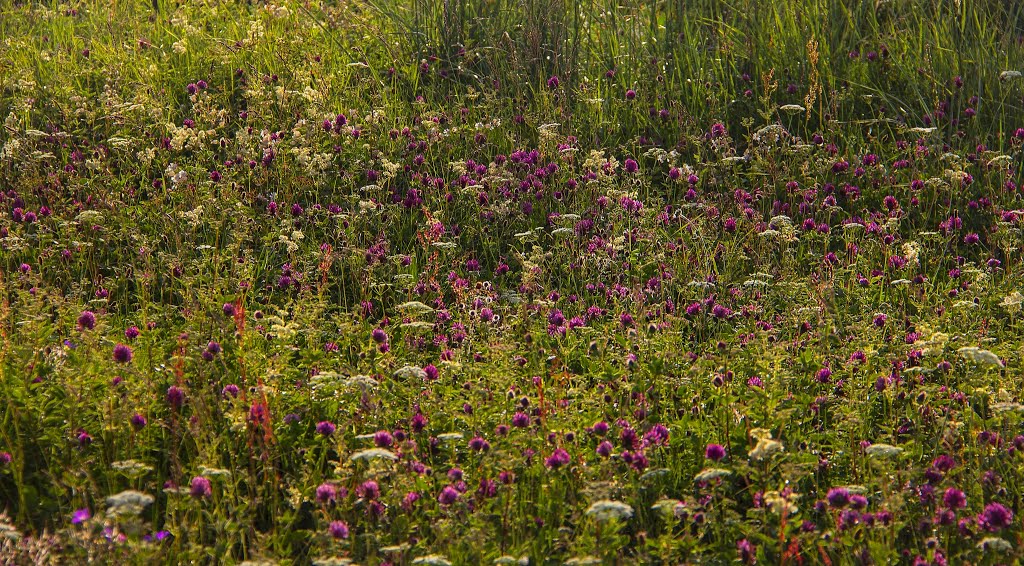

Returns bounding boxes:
[585,500,634,522]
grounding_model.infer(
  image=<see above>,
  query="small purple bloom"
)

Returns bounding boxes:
[190,476,212,498]
[705,443,726,461]
[328,520,349,539]
[316,421,336,436]
[71,508,91,525]
[112,344,133,364]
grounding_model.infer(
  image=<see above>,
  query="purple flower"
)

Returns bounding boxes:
[190,476,212,498]
[737,538,756,564]
[624,158,638,173]
[77,310,96,330]
[544,448,571,469]
[469,436,491,452]
[371,328,388,344]
[358,480,380,500]
[438,485,460,506]
[71,508,91,525]
[511,412,530,428]
[705,443,726,461]
[977,502,1013,531]
[316,483,338,504]
[827,488,850,508]
[328,520,349,539]
[166,386,185,409]
[316,421,336,436]
[546,75,559,89]
[943,488,966,509]
[130,413,147,429]
[112,344,133,364]
[373,430,394,447]
[125,326,141,339]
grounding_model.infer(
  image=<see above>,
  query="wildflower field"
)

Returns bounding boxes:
[2,0,1024,564]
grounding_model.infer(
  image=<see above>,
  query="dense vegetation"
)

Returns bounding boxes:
[2,0,1024,563]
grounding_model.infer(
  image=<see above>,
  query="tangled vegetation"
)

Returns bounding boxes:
[2,0,1024,564]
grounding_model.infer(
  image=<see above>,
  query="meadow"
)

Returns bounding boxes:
[2,0,1024,563]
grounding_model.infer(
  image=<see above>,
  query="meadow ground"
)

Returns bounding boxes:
[2,0,1024,564]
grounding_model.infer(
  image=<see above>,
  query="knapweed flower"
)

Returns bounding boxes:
[112,344,133,364]
[705,443,726,461]
[190,476,212,498]
[130,413,147,429]
[328,520,349,539]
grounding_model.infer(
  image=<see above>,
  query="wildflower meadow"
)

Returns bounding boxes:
[2,0,1024,564]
